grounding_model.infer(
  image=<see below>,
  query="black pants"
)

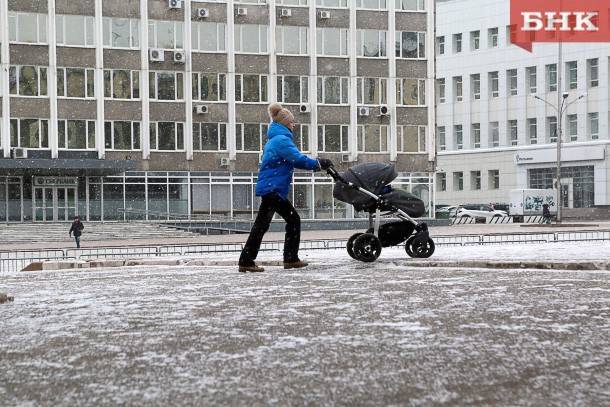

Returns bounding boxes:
[239,193,301,265]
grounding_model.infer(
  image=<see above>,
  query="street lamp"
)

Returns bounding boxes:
[532,92,586,223]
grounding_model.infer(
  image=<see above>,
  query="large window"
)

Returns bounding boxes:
[58,120,96,150]
[192,73,226,101]
[471,74,481,99]
[589,112,599,140]
[10,118,49,149]
[192,22,226,52]
[278,0,308,5]
[236,123,268,152]
[489,121,499,147]
[396,31,425,59]
[527,118,537,145]
[436,78,445,103]
[150,122,184,151]
[397,125,426,153]
[104,121,141,150]
[357,30,387,58]
[148,20,184,49]
[234,24,268,53]
[56,14,95,47]
[318,125,349,152]
[587,58,599,88]
[509,120,518,146]
[8,12,47,44]
[470,30,480,50]
[317,28,348,56]
[357,125,388,152]
[277,76,308,104]
[104,70,140,100]
[293,124,310,152]
[357,77,387,105]
[436,36,445,55]
[526,66,537,94]
[57,68,95,99]
[453,33,462,53]
[9,66,48,97]
[568,114,578,141]
[488,27,498,48]
[453,76,463,102]
[235,74,268,103]
[193,123,227,151]
[437,126,446,151]
[356,0,387,9]
[546,64,557,92]
[149,71,184,101]
[472,123,481,148]
[396,78,424,106]
[276,26,307,55]
[317,76,349,105]
[547,116,557,143]
[507,69,518,96]
[489,71,499,98]
[395,0,424,11]
[529,166,594,208]
[454,125,463,150]
[566,61,578,90]
[317,0,348,7]
[103,17,140,49]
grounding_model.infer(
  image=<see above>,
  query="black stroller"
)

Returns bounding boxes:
[327,163,435,262]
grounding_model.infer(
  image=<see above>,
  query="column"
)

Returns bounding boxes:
[388,4,397,161]
[348,4,358,161]
[48,0,58,159]
[426,0,436,161]
[268,0,277,102]
[226,0,237,161]
[140,0,150,159]
[0,0,10,158]
[184,0,193,160]
[308,0,318,155]
[95,0,105,159]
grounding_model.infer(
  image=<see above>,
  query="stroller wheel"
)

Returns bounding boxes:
[353,233,382,262]
[346,233,363,260]
[405,236,435,258]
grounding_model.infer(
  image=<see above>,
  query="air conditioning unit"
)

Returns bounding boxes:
[12,147,27,159]
[149,48,165,62]
[280,8,292,17]
[341,154,351,163]
[318,10,331,19]
[220,157,230,167]
[168,0,182,9]
[196,8,209,18]
[379,105,390,116]
[194,104,209,114]
[173,50,186,63]
[236,7,248,16]
[299,103,311,113]
[358,106,370,116]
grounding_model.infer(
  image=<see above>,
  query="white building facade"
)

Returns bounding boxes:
[435,0,609,211]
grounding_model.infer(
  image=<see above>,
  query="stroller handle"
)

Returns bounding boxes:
[326,166,344,183]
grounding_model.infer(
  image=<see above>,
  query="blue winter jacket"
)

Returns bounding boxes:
[255,121,320,199]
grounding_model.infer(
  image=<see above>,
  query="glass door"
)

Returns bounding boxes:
[57,187,77,221]
[34,187,55,221]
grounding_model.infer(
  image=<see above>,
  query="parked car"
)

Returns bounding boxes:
[435,205,458,219]
[456,204,508,220]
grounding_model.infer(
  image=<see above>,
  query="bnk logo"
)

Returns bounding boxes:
[510,0,610,52]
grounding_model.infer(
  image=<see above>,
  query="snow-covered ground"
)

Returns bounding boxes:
[1,242,610,405]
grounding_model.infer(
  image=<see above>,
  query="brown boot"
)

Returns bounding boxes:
[238,263,264,273]
[283,259,308,269]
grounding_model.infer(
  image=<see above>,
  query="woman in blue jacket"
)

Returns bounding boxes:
[239,103,333,272]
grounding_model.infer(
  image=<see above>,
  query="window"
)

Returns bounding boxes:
[395,0,425,11]
[358,77,387,105]
[437,126,446,151]
[437,78,446,103]
[278,0,308,4]
[453,33,462,53]
[453,172,463,191]
[193,123,227,151]
[568,114,578,141]
[192,22,226,52]
[235,74,268,103]
[149,71,184,101]
[547,116,557,143]
[57,68,94,99]
[104,121,141,150]
[235,24,268,53]
[489,72,499,97]
[8,12,47,44]
[317,124,349,152]
[436,36,445,55]
[587,58,599,88]
[508,120,518,146]
[488,27,498,48]
[9,118,48,149]
[292,124,310,152]
[489,121,499,147]
[588,112,599,140]
[470,30,480,50]
[357,125,388,152]
[276,26,307,55]
[397,125,426,153]
[236,123,268,152]
[317,28,348,56]
[566,61,578,90]
[56,14,95,47]
[317,0,348,7]
[526,66,537,94]
[453,76,463,102]
[103,17,140,49]
[396,78,424,106]
[471,74,480,100]
[437,173,446,192]
[276,76,308,104]
[471,171,481,190]
[357,30,387,57]
[317,76,349,105]
[9,66,48,97]
[488,170,500,190]
[527,118,537,144]
[58,120,96,150]
[104,70,140,100]
[150,122,184,151]
[454,124,463,150]
[471,123,480,148]
[192,73,226,101]
[356,0,387,9]
[396,31,425,59]
[546,64,557,92]
[148,20,184,49]
[507,69,517,96]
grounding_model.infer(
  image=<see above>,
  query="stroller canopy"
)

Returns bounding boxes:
[333,163,397,210]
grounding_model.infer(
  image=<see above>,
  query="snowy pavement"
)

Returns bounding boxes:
[1,242,610,405]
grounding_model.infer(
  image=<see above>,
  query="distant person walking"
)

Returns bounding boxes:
[542,203,552,224]
[69,216,84,248]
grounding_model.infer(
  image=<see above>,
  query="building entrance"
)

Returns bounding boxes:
[32,178,78,222]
